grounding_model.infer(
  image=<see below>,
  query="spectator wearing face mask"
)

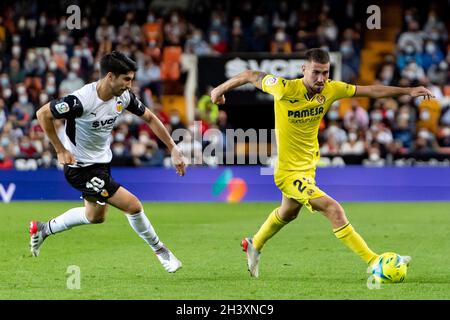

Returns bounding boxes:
[436,126,450,148]
[427,61,448,86]
[37,150,57,168]
[411,128,440,154]
[59,71,85,96]
[340,40,359,83]
[340,130,365,155]
[270,28,292,54]
[421,40,444,71]
[18,136,37,158]
[7,59,25,85]
[343,101,369,131]
[423,10,448,45]
[0,146,13,170]
[416,96,441,135]
[397,20,425,53]
[362,143,385,167]
[184,29,211,56]
[209,30,227,54]
[397,42,423,71]
[0,98,8,131]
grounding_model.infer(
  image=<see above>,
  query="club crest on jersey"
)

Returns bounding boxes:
[100,189,109,197]
[265,77,278,86]
[55,102,69,114]
[316,95,326,104]
[116,101,123,113]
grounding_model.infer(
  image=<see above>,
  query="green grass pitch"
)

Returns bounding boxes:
[0,201,449,299]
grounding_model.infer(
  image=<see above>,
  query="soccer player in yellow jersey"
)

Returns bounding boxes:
[211,48,434,278]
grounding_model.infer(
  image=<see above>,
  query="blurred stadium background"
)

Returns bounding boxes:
[0,0,450,300]
[0,0,448,172]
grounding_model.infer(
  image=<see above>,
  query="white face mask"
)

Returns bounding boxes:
[3,88,12,98]
[425,43,436,54]
[275,32,286,42]
[170,115,180,125]
[21,141,30,148]
[49,61,58,70]
[115,133,125,142]
[371,112,383,122]
[67,72,77,81]
[418,130,430,139]
[420,110,430,121]
[328,111,339,120]
[19,95,29,104]
[139,134,150,144]
[210,34,220,44]
[113,145,125,155]
[46,86,56,95]
[17,86,26,95]
[348,133,357,142]
[369,152,380,161]
[386,109,395,120]
[0,77,9,86]
[42,155,52,164]
[12,46,21,57]
[39,94,49,104]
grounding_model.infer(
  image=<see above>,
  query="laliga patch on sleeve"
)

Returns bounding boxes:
[55,102,70,114]
[264,76,278,86]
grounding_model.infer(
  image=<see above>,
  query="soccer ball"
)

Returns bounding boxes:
[371,252,407,284]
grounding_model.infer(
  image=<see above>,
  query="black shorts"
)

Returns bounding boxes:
[64,163,121,202]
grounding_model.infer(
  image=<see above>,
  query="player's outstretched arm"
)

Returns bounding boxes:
[36,103,75,165]
[140,109,186,176]
[211,70,267,105]
[355,84,435,100]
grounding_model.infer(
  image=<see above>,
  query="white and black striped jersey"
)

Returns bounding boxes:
[49,81,146,165]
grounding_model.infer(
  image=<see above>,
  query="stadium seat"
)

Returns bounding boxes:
[160,46,182,81]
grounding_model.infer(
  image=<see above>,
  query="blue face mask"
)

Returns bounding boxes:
[1,137,9,146]
[328,111,339,120]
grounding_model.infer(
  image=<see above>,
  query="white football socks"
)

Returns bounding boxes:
[45,207,91,236]
[126,211,163,252]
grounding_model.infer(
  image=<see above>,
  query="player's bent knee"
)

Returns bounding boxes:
[327,204,347,225]
[125,201,143,214]
[280,208,300,221]
[88,215,106,224]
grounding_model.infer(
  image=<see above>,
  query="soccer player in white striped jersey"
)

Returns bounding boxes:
[30,51,185,273]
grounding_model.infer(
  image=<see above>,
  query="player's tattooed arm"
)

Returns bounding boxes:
[355,85,435,99]
[211,70,267,105]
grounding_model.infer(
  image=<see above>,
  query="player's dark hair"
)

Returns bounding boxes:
[100,51,138,77]
[305,48,330,64]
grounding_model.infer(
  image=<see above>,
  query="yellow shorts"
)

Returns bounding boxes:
[274,171,326,213]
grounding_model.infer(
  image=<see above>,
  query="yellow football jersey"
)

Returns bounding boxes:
[261,74,356,175]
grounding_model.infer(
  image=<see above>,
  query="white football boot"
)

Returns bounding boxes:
[241,237,261,278]
[155,246,182,273]
[29,221,47,257]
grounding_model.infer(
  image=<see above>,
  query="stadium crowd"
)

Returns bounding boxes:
[0,0,449,170]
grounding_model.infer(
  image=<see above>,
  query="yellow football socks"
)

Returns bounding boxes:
[252,208,288,252]
[334,223,378,264]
